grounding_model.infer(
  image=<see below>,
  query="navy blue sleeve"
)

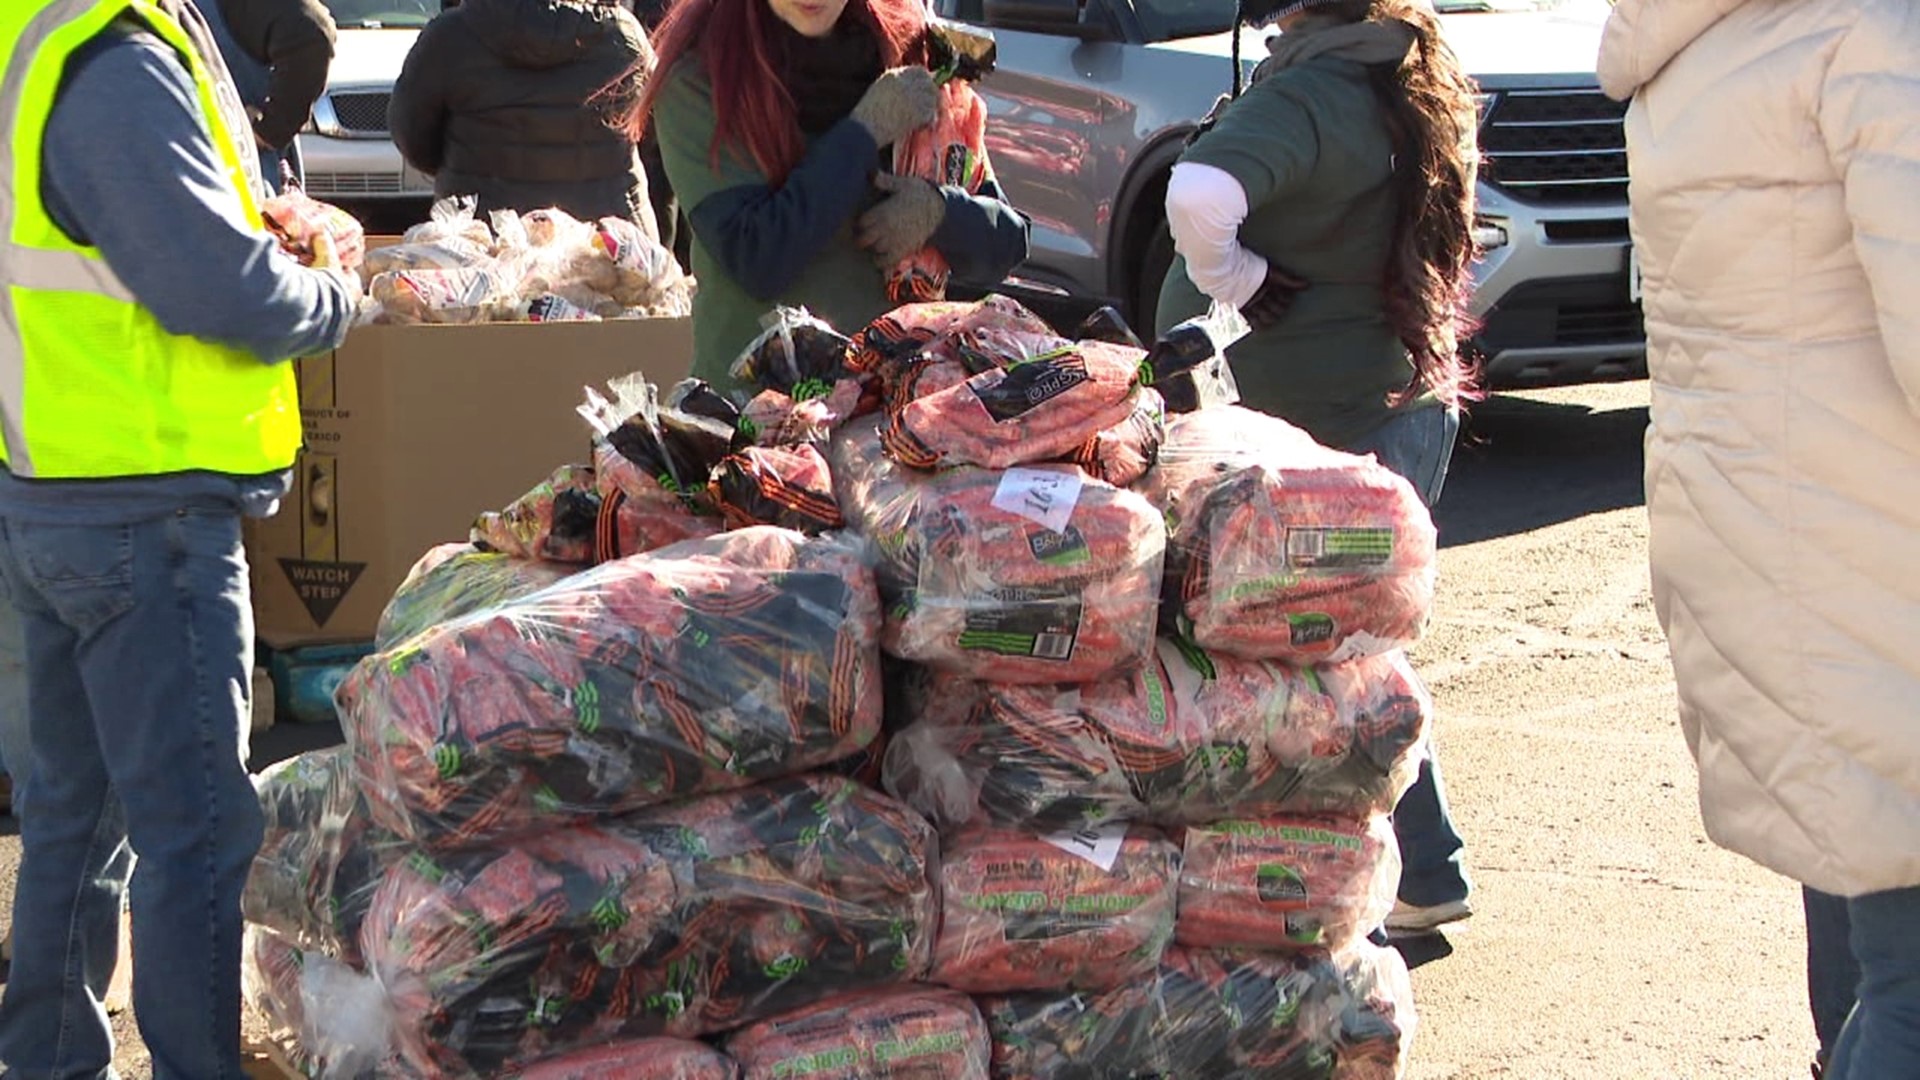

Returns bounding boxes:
[41,33,354,363]
[685,118,881,302]
[930,173,1031,288]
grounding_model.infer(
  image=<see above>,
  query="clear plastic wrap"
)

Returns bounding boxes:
[730,307,859,396]
[404,196,494,248]
[262,183,366,273]
[1144,406,1438,663]
[245,929,396,1079]
[376,544,577,651]
[506,213,692,316]
[881,642,1431,831]
[513,1039,740,1080]
[887,79,991,305]
[472,463,604,565]
[740,384,867,448]
[880,336,1149,473]
[981,944,1415,1080]
[361,237,494,279]
[578,375,736,558]
[244,748,396,969]
[1063,389,1165,488]
[339,529,885,848]
[1175,814,1399,954]
[847,295,1055,379]
[832,419,1164,684]
[362,774,937,1076]
[709,444,845,534]
[725,987,990,1080]
[366,265,513,325]
[930,822,1177,994]
[1142,306,1246,414]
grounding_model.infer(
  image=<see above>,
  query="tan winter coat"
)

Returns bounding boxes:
[1597,0,1920,898]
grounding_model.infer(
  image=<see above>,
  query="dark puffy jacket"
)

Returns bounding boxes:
[388,0,657,228]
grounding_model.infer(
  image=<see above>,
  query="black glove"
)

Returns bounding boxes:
[1185,93,1233,148]
[1242,265,1309,331]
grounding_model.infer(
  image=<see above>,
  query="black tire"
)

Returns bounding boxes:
[1132,219,1176,338]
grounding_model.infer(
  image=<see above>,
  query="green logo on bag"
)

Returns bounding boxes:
[590,895,628,933]
[764,954,807,979]
[791,377,832,402]
[432,743,462,779]
[574,680,602,733]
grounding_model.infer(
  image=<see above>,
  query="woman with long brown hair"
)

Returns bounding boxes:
[1156,0,1483,935]
[622,0,1029,387]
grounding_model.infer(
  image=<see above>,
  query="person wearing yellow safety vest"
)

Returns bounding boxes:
[0,0,357,1075]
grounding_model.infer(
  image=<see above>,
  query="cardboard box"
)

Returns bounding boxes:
[246,319,692,649]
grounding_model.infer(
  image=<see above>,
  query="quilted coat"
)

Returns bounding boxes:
[1598,0,1920,897]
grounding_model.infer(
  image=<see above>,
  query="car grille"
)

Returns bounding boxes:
[326,91,391,136]
[303,171,404,196]
[1479,89,1628,205]
[1476,276,1644,353]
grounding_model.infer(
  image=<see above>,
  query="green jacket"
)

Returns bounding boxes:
[1156,55,1426,449]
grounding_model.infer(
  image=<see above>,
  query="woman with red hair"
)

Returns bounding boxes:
[627,0,1029,386]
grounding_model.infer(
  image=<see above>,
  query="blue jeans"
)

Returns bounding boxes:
[1807,887,1861,1067]
[0,509,264,1080]
[0,598,26,817]
[1345,405,1472,907]
[1826,885,1920,1080]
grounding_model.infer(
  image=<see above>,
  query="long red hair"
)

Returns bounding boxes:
[623,0,927,181]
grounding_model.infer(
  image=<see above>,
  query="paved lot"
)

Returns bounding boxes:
[0,381,1814,1078]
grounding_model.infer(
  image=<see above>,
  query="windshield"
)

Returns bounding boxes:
[322,0,437,28]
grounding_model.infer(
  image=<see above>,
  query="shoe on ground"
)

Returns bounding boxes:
[1386,898,1473,935]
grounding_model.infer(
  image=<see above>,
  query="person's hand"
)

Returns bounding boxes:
[850,66,939,149]
[856,173,946,267]
[309,230,363,305]
[1185,93,1232,148]
[1241,264,1308,331]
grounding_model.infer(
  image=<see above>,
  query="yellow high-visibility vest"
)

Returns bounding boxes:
[0,0,302,480]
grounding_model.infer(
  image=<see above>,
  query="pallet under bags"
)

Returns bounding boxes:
[339,528,884,849]
[883,642,1430,831]
[831,418,1164,685]
[981,944,1415,1080]
[930,823,1178,994]
[361,774,937,1077]
[725,987,991,1080]
[1143,406,1438,665]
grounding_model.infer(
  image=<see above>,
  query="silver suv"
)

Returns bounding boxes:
[299,0,434,205]
[947,0,1644,388]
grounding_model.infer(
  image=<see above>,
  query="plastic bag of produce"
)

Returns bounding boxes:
[710,444,844,534]
[1175,814,1399,953]
[362,237,493,278]
[880,336,1147,473]
[580,375,735,558]
[1142,306,1245,414]
[726,987,989,1080]
[1145,406,1437,663]
[262,182,366,273]
[512,1039,738,1080]
[847,295,1054,378]
[244,748,395,969]
[472,464,604,565]
[887,80,991,305]
[362,775,937,1076]
[832,420,1164,684]
[931,823,1176,994]
[245,930,395,1079]
[376,545,576,650]
[883,643,1429,831]
[367,265,511,325]
[405,195,494,248]
[740,384,867,448]
[981,944,1414,1079]
[731,307,859,396]
[1063,389,1164,488]
[340,529,884,848]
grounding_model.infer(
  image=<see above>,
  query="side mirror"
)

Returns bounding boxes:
[982,0,1114,41]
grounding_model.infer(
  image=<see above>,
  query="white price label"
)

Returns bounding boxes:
[1042,819,1129,872]
[992,467,1084,535]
